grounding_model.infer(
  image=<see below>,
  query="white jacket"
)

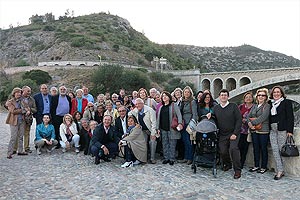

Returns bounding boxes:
[59,122,79,143]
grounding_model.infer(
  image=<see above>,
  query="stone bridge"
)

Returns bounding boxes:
[167,67,300,103]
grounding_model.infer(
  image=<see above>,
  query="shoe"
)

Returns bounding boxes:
[17,152,28,156]
[258,168,267,174]
[102,157,111,162]
[178,159,187,163]
[12,151,17,155]
[249,167,260,172]
[222,165,232,171]
[234,170,242,179]
[133,160,141,165]
[187,160,192,165]
[62,148,66,153]
[37,148,42,155]
[95,157,100,165]
[169,161,175,165]
[75,148,80,153]
[162,160,170,164]
[25,149,32,153]
[274,172,284,180]
[149,159,157,164]
[121,161,133,168]
[7,155,12,159]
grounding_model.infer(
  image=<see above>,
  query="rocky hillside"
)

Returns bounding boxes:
[1,12,299,72]
[164,44,300,72]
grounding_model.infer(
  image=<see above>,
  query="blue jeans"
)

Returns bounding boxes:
[251,132,269,169]
[181,125,193,161]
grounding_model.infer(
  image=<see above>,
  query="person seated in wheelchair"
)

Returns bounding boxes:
[119,115,147,168]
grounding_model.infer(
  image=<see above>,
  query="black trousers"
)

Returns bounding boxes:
[238,134,249,168]
[219,134,241,171]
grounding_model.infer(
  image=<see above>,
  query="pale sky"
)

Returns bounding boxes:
[1,0,300,59]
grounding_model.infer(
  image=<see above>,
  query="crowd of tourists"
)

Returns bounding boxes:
[5,84,294,180]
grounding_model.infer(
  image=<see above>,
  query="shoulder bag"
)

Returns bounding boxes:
[280,135,299,157]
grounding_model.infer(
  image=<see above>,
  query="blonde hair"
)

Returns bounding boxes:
[63,114,74,124]
[255,88,269,103]
[10,87,22,99]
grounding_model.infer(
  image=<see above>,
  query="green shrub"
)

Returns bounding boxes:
[22,70,52,85]
[43,25,55,31]
[149,72,173,83]
[23,32,33,37]
[15,59,30,67]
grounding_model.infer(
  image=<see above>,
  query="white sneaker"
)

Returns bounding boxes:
[36,148,41,155]
[133,160,141,165]
[121,161,133,168]
[75,148,80,153]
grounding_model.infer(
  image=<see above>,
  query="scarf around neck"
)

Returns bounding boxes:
[271,97,284,116]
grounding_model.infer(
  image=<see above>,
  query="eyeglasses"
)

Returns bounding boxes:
[118,110,126,112]
[88,106,94,108]
[257,94,266,97]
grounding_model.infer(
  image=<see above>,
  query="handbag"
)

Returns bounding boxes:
[249,118,262,130]
[280,135,299,157]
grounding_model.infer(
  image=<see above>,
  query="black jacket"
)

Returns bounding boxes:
[91,124,120,149]
[114,116,128,138]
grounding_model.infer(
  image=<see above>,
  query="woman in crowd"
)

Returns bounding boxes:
[157,91,183,165]
[59,114,80,153]
[180,86,198,165]
[238,92,254,168]
[94,104,105,124]
[269,86,294,180]
[95,94,105,107]
[138,88,157,111]
[123,95,133,111]
[6,87,28,158]
[79,118,91,155]
[68,91,76,100]
[197,92,215,121]
[73,111,83,132]
[196,90,204,103]
[173,88,183,107]
[104,100,119,125]
[119,115,147,168]
[83,102,95,121]
[34,114,58,155]
[71,89,88,115]
[247,88,270,174]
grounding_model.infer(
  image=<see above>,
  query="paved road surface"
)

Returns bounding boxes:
[0,112,299,199]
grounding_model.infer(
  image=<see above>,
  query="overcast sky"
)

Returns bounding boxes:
[1,0,299,59]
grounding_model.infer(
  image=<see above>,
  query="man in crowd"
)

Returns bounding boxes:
[128,98,158,164]
[50,86,72,146]
[82,86,94,103]
[115,105,128,139]
[213,89,242,179]
[34,84,52,125]
[90,115,120,165]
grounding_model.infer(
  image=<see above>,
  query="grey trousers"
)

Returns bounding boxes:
[34,140,58,149]
[161,130,177,161]
[270,123,286,172]
[143,130,157,160]
[7,121,25,155]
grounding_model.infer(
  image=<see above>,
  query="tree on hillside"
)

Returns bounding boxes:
[29,14,44,24]
[91,64,150,94]
[22,70,52,85]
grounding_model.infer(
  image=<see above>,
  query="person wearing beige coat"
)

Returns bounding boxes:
[128,98,158,164]
[6,87,28,158]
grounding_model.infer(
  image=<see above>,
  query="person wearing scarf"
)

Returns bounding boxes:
[269,86,294,180]
[59,114,80,153]
[119,115,147,168]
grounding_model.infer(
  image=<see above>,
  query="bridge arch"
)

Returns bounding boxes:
[226,77,237,91]
[229,73,300,103]
[213,77,224,99]
[239,76,251,87]
[201,78,211,91]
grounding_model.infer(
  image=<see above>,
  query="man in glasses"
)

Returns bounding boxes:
[34,84,52,125]
[50,86,72,147]
[115,106,128,139]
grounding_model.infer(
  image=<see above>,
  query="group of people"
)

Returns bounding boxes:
[5,83,294,180]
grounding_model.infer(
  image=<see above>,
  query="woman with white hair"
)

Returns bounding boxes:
[71,89,88,115]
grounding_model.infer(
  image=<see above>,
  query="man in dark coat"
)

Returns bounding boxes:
[90,115,120,164]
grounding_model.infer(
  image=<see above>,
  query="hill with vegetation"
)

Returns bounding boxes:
[1,12,299,71]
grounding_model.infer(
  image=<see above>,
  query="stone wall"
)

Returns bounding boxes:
[246,127,300,176]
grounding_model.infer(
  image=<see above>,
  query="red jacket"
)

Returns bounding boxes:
[71,98,88,115]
